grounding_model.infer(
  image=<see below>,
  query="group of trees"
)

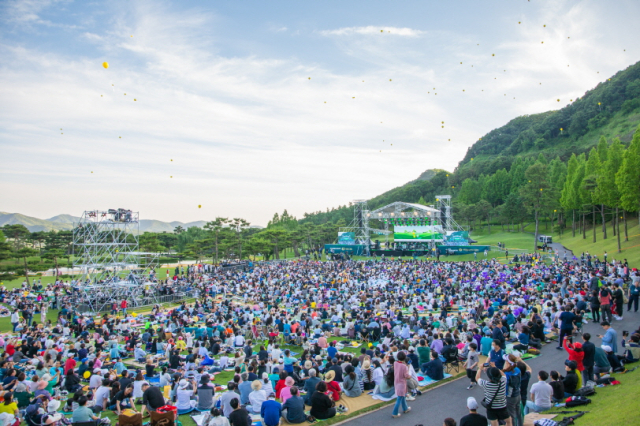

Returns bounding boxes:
[0,225,73,284]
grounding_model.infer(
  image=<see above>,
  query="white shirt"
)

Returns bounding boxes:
[248,390,266,413]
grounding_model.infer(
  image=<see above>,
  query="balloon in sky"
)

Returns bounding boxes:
[102,62,109,69]
[198,205,202,208]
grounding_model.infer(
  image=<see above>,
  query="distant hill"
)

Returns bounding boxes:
[0,212,209,233]
[300,60,640,224]
[413,168,448,182]
[0,212,73,232]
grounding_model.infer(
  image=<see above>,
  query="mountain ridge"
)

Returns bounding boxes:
[0,211,210,233]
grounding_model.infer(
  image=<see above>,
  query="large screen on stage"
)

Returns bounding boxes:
[337,232,356,245]
[393,226,444,242]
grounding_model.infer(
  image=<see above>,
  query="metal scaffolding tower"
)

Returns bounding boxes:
[72,209,160,313]
[435,195,464,232]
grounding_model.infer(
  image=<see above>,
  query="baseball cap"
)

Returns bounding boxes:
[467,397,478,410]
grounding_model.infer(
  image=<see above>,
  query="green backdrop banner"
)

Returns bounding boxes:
[324,244,365,255]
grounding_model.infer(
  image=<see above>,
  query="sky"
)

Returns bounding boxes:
[1,0,639,227]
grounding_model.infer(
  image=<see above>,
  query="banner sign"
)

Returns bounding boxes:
[393,225,443,242]
[337,232,356,245]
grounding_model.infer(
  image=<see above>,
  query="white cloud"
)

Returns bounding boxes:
[0,0,638,225]
[320,26,425,37]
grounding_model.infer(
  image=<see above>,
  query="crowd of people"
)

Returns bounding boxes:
[0,254,638,426]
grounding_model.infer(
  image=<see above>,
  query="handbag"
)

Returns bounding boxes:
[481,380,503,409]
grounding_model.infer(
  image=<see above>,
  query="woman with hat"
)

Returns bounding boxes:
[360,360,375,390]
[176,378,197,414]
[323,370,340,402]
[278,377,295,404]
[248,380,266,414]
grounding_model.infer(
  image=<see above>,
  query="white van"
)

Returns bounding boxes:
[537,235,552,244]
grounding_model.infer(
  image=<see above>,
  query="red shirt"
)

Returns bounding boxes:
[5,345,15,356]
[64,358,77,374]
[121,300,128,309]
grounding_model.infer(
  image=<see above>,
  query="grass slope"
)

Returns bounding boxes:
[545,369,640,426]
[553,216,640,266]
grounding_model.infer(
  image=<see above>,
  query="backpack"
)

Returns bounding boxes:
[573,386,596,397]
[565,396,591,407]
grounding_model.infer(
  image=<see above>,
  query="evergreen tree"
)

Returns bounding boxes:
[616,126,640,221]
[520,163,557,251]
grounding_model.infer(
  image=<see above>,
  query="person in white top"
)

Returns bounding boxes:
[234,334,245,348]
[247,380,267,414]
[524,371,553,415]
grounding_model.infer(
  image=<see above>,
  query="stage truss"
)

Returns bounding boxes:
[72,209,160,313]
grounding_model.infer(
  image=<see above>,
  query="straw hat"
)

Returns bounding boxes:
[324,370,335,382]
[362,360,371,370]
[251,380,262,391]
[304,361,312,369]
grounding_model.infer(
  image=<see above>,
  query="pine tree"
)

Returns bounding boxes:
[520,163,557,251]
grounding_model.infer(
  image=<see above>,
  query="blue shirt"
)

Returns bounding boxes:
[327,346,338,359]
[261,400,282,426]
[489,349,505,370]
[603,328,618,353]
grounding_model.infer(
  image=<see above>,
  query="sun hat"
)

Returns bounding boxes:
[251,380,262,391]
[47,400,61,413]
[178,379,189,389]
[324,370,335,382]
[362,360,371,370]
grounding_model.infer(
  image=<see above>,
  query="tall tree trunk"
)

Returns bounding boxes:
[616,207,621,253]
[613,209,617,236]
[533,210,539,252]
[23,256,30,286]
[601,204,607,239]
[55,257,59,278]
[592,206,596,243]
[624,210,628,241]
[572,210,576,237]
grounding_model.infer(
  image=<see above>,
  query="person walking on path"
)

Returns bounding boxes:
[391,351,412,418]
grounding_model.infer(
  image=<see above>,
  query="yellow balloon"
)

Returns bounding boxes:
[132,312,138,317]
[198,205,202,208]
[83,371,91,379]
[102,62,109,69]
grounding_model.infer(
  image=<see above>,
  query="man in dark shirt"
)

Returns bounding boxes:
[561,361,579,396]
[421,351,444,381]
[118,371,133,389]
[581,333,596,383]
[557,306,576,350]
[459,397,488,426]
[327,359,343,382]
[211,340,221,356]
[228,398,251,426]
[282,387,306,424]
[140,383,164,417]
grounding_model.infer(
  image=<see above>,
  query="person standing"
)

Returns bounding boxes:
[121,299,128,316]
[556,306,576,351]
[599,287,613,324]
[391,351,412,418]
[628,280,640,313]
[581,333,596,383]
[459,397,488,426]
[10,311,19,333]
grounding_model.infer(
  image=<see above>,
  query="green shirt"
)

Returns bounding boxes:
[72,406,94,423]
[417,346,431,365]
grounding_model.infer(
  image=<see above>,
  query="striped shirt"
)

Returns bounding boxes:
[478,376,507,409]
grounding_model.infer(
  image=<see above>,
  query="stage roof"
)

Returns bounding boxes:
[368,201,439,218]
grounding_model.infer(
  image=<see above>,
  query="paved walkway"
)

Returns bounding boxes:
[343,311,639,426]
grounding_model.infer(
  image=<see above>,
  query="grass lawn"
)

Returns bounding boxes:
[544,368,640,426]
[552,216,640,266]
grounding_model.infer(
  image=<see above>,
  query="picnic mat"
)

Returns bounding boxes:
[282,393,383,425]
[417,372,453,387]
[523,413,557,426]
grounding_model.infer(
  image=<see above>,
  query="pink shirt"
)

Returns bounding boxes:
[393,361,409,397]
[280,386,293,403]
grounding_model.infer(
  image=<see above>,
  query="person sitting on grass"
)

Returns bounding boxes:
[109,383,136,415]
[309,381,335,420]
[72,395,101,424]
[282,386,306,424]
[421,350,444,381]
